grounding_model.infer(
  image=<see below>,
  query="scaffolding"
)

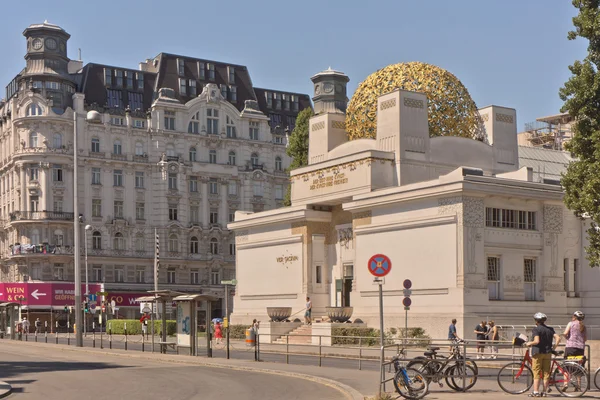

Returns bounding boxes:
[521,112,573,150]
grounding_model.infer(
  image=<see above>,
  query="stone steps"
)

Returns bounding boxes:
[274,324,312,345]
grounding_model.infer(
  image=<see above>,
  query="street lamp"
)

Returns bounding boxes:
[74,110,102,347]
[84,224,92,336]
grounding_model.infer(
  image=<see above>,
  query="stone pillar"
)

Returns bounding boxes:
[220,180,228,227]
[201,177,209,227]
[19,165,26,211]
[40,164,49,211]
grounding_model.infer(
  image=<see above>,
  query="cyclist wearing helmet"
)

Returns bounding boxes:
[525,312,561,397]
[564,311,586,358]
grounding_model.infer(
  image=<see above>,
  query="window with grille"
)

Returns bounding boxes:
[485,207,536,230]
[524,258,537,301]
[487,257,501,300]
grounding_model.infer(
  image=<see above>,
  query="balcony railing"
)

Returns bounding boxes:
[10,211,75,221]
[111,153,127,161]
[8,244,74,256]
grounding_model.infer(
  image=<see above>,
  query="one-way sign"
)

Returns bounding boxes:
[31,289,47,300]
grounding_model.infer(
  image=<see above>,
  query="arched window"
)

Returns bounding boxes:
[135,234,145,251]
[91,138,100,153]
[31,228,40,244]
[275,156,282,171]
[29,132,38,148]
[113,232,125,250]
[53,133,63,149]
[92,231,102,250]
[228,151,236,166]
[189,147,197,162]
[166,143,176,157]
[135,142,144,156]
[188,111,200,134]
[27,103,43,116]
[207,109,219,135]
[226,115,236,138]
[190,236,199,254]
[251,153,259,167]
[113,140,122,155]
[210,238,219,254]
[168,234,179,252]
[209,149,217,164]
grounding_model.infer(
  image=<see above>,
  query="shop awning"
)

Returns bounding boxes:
[173,294,219,302]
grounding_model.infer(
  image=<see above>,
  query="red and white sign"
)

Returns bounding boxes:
[106,292,149,307]
[0,283,102,306]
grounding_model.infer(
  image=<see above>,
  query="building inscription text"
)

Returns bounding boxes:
[309,172,348,191]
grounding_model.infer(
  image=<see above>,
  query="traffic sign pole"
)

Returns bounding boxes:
[403,279,412,346]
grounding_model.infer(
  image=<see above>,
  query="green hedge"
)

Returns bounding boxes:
[107,319,176,335]
[229,324,251,339]
[332,326,431,346]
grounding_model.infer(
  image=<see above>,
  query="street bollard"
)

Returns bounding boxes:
[124,322,127,351]
[109,325,112,350]
[35,331,37,342]
[142,332,145,352]
[92,322,96,348]
[45,321,48,343]
[25,332,28,342]
[55,321,59,344]
[67,321,70,346]
[319,335,322,367]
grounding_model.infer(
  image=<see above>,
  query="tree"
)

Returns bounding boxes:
[560,0,600,267]
[283,108,314,206]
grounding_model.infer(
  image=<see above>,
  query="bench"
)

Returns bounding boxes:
[158,341,177,353]
[176,344,192,355]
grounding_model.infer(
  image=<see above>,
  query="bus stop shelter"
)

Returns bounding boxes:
[0,302,19,339]
[172,294,218,357]
[136,290,184,354]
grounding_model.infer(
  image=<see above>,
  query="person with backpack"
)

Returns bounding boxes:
[525,312,561,397]
[563,311,587,391]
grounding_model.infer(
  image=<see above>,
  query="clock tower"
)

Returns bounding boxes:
[311,67,349,115]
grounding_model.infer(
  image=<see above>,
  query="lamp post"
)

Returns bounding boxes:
[74,109,102,347]
[84,224,92,336]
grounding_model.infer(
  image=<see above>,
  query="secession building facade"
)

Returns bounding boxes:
[0,22,310,318]
[229,65,600,340]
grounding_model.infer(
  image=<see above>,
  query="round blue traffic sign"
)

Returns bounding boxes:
[368,254,392,277]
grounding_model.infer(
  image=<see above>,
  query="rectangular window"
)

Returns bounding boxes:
[92,199,102,217]
[104,68,112,86]
[55,264,65,281]
[135,171,145,188]
[209,178,218,194]
[168,173,177,190]
[211,270,220,285]
[189,176,198,192]
[207,63,215,80]
[136,267,145,283]
[137,72,144,90]
[228,211,235,223]
[228,181,237,196]
[52,165,63,182]
[265,91,272,108]
[485,207,536,230]
[125,71,133,89]
[113,170,123,186]
[53,196,63,212]
[574,259,579,296]
[229,85,237,101]
[275,184,283,200]
[210,209,218,224]
[190,206,199,223]
[167,268,176,284]
[179,78,187,96]
[116,70,123,87]
[115,267,124,283]
[524,258,537,301]
[283,93,289,110]
[164,116,175,131]
[315,265,322,284]
[93,266,103,282]
[91,138,100,153]
[191,269,200,285]
[30,167,39,181]
[228,66,235,83]
[249,121,259,140]
[229,243,236,256]
[189,80,197,97]
[220,84,227,98]
[128,92,143,111]
[292,95,299,111]
[198,62,205,80]
[564,258,569,293]
[107,89,122,108]
[111,117,124,126]
[133,119,145,128]
[178,58,185,76]
[207,108,219,134]
[487,257,501,300]
[253,181,263,197]
[114,201,124,219]
[91,168,101,185]
[275,93,281,110]
[31,264,42,280]
[169,206,178,221]
[30,196,39,212]
[136,202,145,220]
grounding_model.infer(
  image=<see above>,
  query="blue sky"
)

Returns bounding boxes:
[0,0,586,130]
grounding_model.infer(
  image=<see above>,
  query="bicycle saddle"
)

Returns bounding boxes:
[424,351,436,357]
[427,347,440,352]
[551,350,564,356]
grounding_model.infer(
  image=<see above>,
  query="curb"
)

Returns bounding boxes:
[0,381,12,399]
[4,340,364,400]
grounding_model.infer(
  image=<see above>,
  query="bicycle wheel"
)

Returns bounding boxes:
[446,363,477,392]
[553,362,588,397]
[595,368,600,390]
[456,356,479,375]
[497,362,533,394]
[406,359,439,384]
[393,367,429,400]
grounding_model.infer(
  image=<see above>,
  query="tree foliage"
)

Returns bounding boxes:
[283,108,314,206]
[560,0,600,267]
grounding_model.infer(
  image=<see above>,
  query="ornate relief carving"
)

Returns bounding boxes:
[235,230,248,243]
[380,98,397,110]
[543,205,563,233]
[403,97,424,109]
[495,113,514,124]
[480,113,489,122]
[331,120,345,130]
[505,275,522,290]
[311,121,325,131]
[338,228,353,249]
[463,197,484,228]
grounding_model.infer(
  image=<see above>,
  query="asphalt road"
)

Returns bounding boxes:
[0,341,347,400]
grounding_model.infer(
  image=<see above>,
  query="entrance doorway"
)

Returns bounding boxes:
[342,264,353,307]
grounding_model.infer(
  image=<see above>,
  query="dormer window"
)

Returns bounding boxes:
[283,94,289,110]
[125,71,133,89]
[198,62,205,80]
[229,86,237,102]
[265,92,272,108]
[104,68,112,86]
[292,95,299,111]
[189,80,197,97]
[178,58,185,76]
[116,70,123,87]
[228,66,235,83]
[137,72,144,90]
[220,84,227,98]
[275,93,281,110]
[208,64,215,81]
[26,104,43,116]
[179,78,187,96]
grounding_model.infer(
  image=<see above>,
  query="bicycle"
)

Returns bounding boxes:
[406,340,478,392]
[497,349,588,397]
[390,350,429,399]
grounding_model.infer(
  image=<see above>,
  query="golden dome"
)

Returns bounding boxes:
[345,62,482,140]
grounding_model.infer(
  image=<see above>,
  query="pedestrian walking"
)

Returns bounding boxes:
[474,320,487,359]
[21,317,30,334]
[34,318,41,334]
[304,297,312,325]
[214,321,223,344]
[525,312,561,397]
[487,320,499,359]
[448,318,460,351]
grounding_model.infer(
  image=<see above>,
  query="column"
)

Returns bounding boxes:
[201,177,209,228]
[219,180,228,227]
[40,164,49,211]
[19,164,26,211]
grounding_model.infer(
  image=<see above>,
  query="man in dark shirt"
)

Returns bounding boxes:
[473,321,487,359]
[526,312,561,397]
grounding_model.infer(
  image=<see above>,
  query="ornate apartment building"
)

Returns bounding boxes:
[0,22,311,318]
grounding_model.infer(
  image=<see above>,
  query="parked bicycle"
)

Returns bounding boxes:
[391,349,429,399]
[497,349,588,397]
[406,340,477,392]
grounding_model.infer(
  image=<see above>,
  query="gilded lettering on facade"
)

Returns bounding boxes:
[309,172,348,190]
[276,255,299,264]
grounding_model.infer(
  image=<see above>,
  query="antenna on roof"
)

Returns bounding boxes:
[78,48,82,61]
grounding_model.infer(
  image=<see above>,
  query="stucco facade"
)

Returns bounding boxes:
[229,68,600,339]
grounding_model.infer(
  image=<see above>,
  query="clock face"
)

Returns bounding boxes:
[45,38,57,50]
[32,38,43,50]
[323,83,334,94]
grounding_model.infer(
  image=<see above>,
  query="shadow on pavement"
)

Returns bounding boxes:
[0,361,131,380]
